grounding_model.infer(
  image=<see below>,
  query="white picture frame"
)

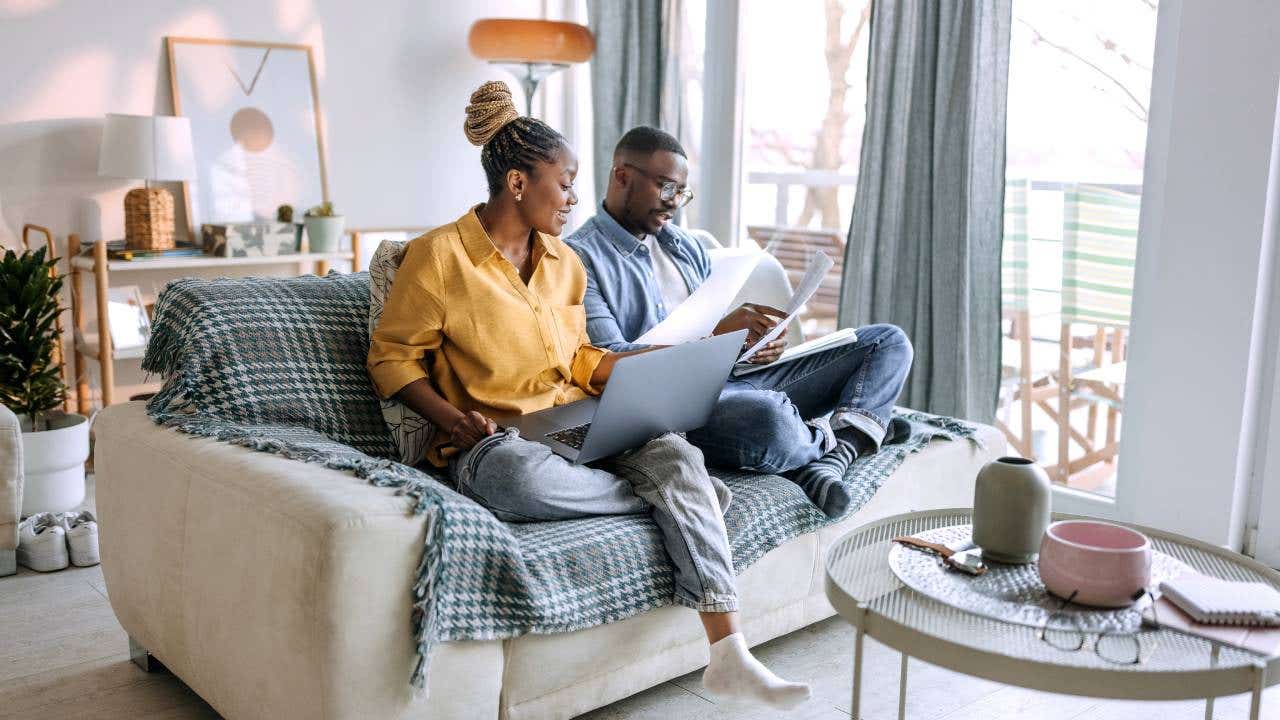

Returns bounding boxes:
[167,37,330,236]
[106,285,151,352]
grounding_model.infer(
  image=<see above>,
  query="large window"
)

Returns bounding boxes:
[738,0,872,336]
[999,0,1158,497]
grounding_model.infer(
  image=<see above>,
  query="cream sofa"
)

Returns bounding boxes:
[0,403,21,576]
[96,400,1002,719]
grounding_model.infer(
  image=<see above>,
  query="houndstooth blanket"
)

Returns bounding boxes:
[142,272,979,691]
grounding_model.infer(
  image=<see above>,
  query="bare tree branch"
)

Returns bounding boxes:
[1017,17,1148,122]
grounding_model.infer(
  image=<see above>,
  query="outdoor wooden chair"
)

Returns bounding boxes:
[745,224,845,329]
[1038,184,1139,483]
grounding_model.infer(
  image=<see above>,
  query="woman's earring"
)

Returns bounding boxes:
[515,193,523,202]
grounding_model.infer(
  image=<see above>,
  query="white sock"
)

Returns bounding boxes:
[703,633,811,710]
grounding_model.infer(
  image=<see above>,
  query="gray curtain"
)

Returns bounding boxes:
[587,0,682,202]
[839,0,1011,423]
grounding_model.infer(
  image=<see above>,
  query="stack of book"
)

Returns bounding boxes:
[80,241,205,261]
[1146,573,1280,655]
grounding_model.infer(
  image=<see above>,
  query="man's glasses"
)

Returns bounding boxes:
[623,162,695,208]
[1038,588,1158,665]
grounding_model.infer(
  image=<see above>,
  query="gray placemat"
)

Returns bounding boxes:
[888,524,1191,633]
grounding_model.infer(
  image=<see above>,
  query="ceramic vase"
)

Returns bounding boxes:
[971,456,1051,564]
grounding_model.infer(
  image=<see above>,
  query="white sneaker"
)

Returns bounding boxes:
[17,514,69,572]
[56,511,100,567]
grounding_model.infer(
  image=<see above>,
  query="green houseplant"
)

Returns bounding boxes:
[303,201,345,254]
[0,246,66,428]
[0,246,89,514]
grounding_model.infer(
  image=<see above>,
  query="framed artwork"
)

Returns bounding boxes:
[106,286,151,352]
[166,37,330,236]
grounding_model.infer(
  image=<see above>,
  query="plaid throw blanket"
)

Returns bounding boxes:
[142,273,979,691]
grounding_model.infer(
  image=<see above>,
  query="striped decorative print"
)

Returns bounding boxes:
[1062,184,1141,327]
[1001,179,1031,312]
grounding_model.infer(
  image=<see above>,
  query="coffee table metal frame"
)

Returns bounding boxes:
[824,508,1280,720]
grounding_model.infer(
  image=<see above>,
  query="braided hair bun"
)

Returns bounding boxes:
[464,80,520,147]
[464,80,570,197]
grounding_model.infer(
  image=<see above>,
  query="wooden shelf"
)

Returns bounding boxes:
[69,251,354,272]
[74,331,146,361]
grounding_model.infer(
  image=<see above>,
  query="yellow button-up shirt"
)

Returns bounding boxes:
[367,206,608,466]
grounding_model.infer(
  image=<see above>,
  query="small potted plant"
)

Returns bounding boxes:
[304,201,345,254]
[0,247,89,515]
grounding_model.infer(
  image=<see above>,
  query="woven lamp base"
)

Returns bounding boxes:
[124,187,176,251]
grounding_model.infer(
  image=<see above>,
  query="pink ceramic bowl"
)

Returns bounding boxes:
[1038,520,1151,608]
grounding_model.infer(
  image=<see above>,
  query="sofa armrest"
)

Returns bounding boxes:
[94,401,501,720]
[0,403,22,554]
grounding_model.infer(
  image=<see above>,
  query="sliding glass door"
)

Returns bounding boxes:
[998,0,1158,499]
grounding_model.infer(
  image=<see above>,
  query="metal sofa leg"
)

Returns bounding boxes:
[0,549,14,576]
[129,636,168,673]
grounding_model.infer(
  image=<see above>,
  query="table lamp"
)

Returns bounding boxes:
[468,19,595,116]
[98,113,195,251]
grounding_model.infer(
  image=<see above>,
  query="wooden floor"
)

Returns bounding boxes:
[3,479,1279,719]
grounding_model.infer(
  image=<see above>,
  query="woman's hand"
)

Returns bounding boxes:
[448,410,498,450]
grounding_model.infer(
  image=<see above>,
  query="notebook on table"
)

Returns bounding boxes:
[1159,573,1280,627]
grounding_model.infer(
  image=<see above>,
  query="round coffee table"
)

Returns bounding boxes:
[824,508,1280,720]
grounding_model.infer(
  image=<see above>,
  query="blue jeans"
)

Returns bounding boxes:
[687,323,913,474]
[451,429,739,613]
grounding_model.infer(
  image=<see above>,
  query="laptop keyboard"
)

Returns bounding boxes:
[547,422,591,449]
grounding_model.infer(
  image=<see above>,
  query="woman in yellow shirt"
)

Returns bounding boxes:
[367,81,808,709]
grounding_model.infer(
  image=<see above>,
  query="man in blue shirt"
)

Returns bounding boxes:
[566,127,912,517]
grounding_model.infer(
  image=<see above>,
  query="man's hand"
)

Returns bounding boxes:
[745,338,786,364]
[448,410,497,450]
[714,303,788,346]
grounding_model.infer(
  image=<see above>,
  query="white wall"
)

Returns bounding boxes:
[0,0,549,398]
[1114,0,1280,547]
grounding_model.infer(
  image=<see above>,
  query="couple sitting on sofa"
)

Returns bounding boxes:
[366,80,911,710]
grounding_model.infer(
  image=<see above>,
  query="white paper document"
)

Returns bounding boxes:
[732,327,858,376]
[737,250,834,362]
[635,250,763,345]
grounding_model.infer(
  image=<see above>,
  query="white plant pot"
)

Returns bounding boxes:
[304,215,345,254]
[19,412,89,516]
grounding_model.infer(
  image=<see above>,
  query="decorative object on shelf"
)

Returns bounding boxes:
[971,456,1051,564]
[303,201,344,254]
[1039,519,1152,608]
[105,286,151,353]
[98,113,196,251]
[0,246,89,515]
[468,19,595,116]
[276,204,294,223]
[201,222,299,257]
[167,37,329,234]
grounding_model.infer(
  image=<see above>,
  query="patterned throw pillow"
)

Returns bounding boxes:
[368,239,435,467]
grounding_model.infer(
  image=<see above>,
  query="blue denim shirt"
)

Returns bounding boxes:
[565,205,712,351]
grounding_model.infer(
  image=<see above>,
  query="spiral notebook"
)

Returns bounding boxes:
[1159,573,1280,627]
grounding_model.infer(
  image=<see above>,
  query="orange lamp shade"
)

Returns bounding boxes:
[468,19,595,64]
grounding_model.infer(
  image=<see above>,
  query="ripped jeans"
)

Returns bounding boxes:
[450,428,740,613]
[686,323,913,474]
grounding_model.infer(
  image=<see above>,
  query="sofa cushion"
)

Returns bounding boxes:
[368,239,434,466]
[142,272,397,458]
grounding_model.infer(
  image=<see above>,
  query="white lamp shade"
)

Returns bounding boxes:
[98,113,196,182]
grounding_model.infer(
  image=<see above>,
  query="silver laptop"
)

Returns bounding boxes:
[499,329,747,464]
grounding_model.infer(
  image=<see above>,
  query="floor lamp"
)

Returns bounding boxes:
[468,19,595,117]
